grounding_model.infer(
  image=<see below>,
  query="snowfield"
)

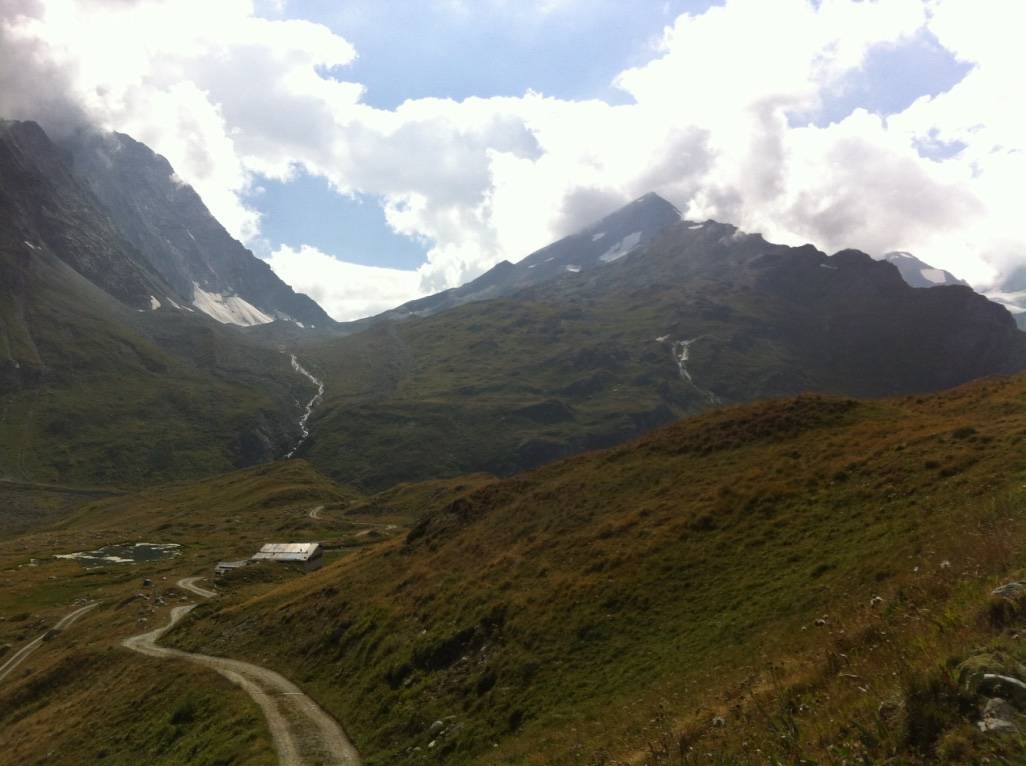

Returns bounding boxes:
[599,230,643,263]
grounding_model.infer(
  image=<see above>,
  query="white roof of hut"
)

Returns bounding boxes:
[251,542,322,562]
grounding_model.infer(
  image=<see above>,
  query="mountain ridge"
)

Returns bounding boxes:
[60,127,333,328]
[296,202,1026,490]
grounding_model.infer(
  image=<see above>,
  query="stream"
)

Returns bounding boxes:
[285,354,325,458]
[673,338,720,405]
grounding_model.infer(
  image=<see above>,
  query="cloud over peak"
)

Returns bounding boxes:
[2,0,1024,318]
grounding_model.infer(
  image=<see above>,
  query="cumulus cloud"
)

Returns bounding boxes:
[2,0,1025,318]
[266,245,425,321]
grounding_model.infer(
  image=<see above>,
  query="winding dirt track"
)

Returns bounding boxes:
[178,576,218,599]
[123,578,360,765]
[0,602,98,683]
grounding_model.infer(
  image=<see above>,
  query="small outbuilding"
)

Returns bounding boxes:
[214,559,252,576]
[251,542,323,571]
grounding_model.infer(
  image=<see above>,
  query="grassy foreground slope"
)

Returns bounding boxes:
[174,374,1026,765]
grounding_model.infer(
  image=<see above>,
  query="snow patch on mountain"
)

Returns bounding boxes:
[566,265,581,273]
[599,230,643,263]
[149,296,161,310]
[920,268,947,285]
[192,284,274,326]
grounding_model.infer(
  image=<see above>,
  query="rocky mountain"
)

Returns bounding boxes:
[869,251,1026,332]
[359,192,682,324]
[0,120,175,311]
[293,202,1026,489]
[0,120,315,485]
[60,129,332,328]
[883,250,968,288]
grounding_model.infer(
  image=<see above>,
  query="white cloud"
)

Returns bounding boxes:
[266,245,425,321]
[2,0,1025,316]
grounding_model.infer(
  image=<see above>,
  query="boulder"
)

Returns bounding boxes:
[978,697,1019,734]
[978,674,1026,708]
[992,582,1026,600]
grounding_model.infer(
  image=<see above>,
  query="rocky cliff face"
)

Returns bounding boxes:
[0,120,173,311]
[60,129,332,327]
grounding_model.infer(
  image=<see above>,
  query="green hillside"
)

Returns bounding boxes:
[0,251,309,485]
[298,220,1026,490]
[163,373,1026,765]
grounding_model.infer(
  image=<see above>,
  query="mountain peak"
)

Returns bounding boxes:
[881,250,968,289]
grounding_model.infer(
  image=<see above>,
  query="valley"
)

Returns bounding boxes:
[7,381,1026,764]
[3,113,1026,766]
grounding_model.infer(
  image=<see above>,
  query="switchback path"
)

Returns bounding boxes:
[178,576,218,599]
[0,602,98,683]
[123,578,359,766]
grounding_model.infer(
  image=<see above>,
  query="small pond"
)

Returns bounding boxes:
[55,542,182,567]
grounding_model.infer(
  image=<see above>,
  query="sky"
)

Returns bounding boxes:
[1,0,1024,320]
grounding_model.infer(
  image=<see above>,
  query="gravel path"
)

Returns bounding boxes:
[123,579,359,765]
[0,602,98,683]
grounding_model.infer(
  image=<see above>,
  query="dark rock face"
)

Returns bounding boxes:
[60,129,332,327]
[0,120,171,310]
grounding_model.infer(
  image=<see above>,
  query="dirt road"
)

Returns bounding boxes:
[178,576,218,599]
[0,602,98,683]
[307,505,325,520]
[123,579,359,765]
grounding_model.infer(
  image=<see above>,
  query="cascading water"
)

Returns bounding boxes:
[285,354,325,458]
[672,338,720,405]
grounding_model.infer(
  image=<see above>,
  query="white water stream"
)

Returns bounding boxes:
[672,338,720,405]
[285,354,325,458]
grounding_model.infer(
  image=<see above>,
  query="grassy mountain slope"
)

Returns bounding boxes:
[163,372,1026,765]
[0,246,308,485]
[299,219,1026,490]
[0,120,317,486]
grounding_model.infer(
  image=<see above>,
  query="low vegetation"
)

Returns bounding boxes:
[168,375,1026,764]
